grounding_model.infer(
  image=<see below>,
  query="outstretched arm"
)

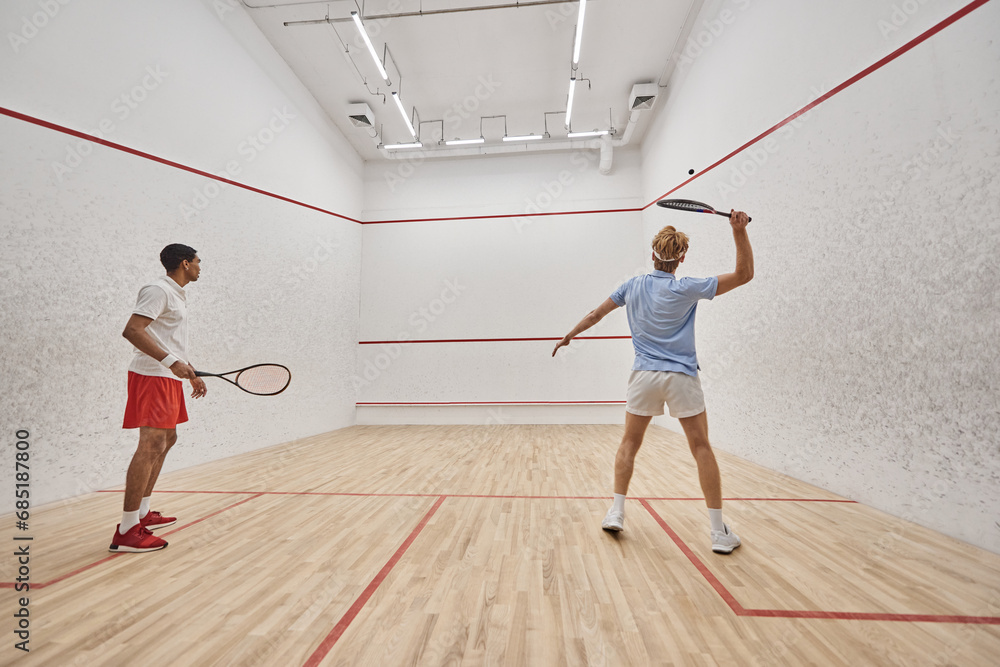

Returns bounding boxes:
[715,210,754,297]
[552,298,620,357]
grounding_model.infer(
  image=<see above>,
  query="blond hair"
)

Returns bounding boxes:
[651,225,689,272]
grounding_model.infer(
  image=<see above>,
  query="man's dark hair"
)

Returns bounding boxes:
[160,244,198,272]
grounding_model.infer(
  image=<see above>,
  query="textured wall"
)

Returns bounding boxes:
[359,149,645,424]
[0,0,363,511]
[640,0,1000,552]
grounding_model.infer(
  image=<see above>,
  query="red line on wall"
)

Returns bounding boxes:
[362,206,643,225]
[358,335,631,344]
[639,499,1000,625]
[2,1,988,230]
[302,495,447,667]
[0,107,362,224]
[643,0,994,209]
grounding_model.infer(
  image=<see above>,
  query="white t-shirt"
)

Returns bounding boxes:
[127,276,189,378]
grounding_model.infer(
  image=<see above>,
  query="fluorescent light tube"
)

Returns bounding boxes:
[567,130,610,138]
[502,134,544,142]
[444,138,485,146]
[572,0,587,64]
[566,78,577,128]
[383,142,423,149]
[351,12,389,82]
[391,92,416,137]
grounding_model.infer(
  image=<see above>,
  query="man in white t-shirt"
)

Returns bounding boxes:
[553,211,754,554]
[110,244,208,553]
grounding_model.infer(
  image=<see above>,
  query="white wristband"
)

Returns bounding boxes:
[160,354,179,369]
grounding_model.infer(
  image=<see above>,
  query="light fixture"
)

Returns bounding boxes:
[565,78,577,129]
[502,134,544,142]
[391,92,416,137]
[444,137,485,146]
[351,11,389,82]
[383,142,423,149]
[572,0,587,65]
[567,130,610,138]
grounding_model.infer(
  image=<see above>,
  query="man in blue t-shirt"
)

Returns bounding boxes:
[553,210,753,554]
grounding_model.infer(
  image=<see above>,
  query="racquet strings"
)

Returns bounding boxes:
[235,364,291,395]
[658,199,714,213]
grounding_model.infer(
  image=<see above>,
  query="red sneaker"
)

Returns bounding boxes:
[109,523,168,553]
[140,510,176,531]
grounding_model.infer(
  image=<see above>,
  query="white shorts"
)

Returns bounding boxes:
[625,370,706,418]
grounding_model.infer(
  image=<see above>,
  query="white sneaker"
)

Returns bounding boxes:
[602,508,625,532]
[711,523,741,554]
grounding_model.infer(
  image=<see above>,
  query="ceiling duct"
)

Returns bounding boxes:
[347,102,374,128]
[628,82,658,111]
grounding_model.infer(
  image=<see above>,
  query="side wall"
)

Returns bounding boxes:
[358,148,646,425]
[0,0,364,509]
[640,0,1000,552]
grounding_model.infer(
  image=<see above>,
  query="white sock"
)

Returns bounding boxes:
[139,496,151,518]
[120,510,140,534]
[612,493,626,513]
[708,508,725,533]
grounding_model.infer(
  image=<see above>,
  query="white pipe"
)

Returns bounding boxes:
[379,137,608,160]
[614,107,643,147]
[378,104,648,164]
[599,134,613,175]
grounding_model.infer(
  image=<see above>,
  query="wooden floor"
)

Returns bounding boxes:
[2,425,999,666]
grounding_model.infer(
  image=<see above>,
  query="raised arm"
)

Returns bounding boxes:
[552,297,620,357]
[715,210,754,297]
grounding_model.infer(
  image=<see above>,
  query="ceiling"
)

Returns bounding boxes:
[242,0,703,161]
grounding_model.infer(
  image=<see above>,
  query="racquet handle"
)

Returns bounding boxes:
[717,211,751,223]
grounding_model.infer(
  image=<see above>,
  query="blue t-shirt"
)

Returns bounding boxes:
[610,270,718,375]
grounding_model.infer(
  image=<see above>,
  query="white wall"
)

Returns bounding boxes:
[0,0,364,510]
[640,0,1000,552]
[358,148,646,424]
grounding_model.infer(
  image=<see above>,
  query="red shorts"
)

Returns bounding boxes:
[123,371,188,429]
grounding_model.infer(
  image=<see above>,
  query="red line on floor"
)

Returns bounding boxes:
[0,107,362,225]
[93,489,855,503]
[643,0,993,209]
[356,400,627,406]
[639,499,1000,625]
[157,493,264,538]
[639,499,747,613]
[741,608,1000,624]
[0,493,265,590]
[358,335,631,344]
[302,495,447,667]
